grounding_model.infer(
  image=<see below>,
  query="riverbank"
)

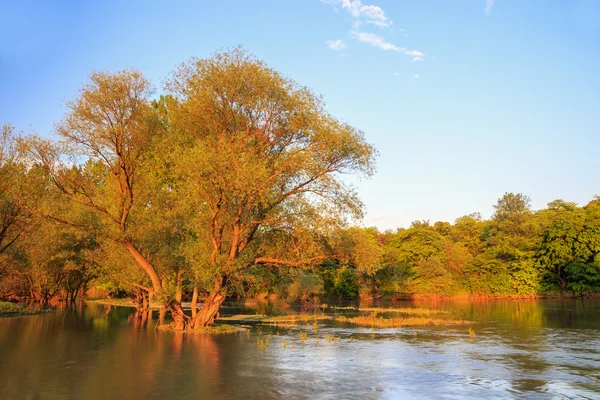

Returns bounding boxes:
[0,301,49,317]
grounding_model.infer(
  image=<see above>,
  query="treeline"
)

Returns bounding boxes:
[246,193,600,301]
[0,49,598,331]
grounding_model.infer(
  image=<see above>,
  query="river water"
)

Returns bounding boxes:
[0,299,599,399]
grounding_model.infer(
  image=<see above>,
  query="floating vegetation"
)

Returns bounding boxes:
[328,306,448,316]
[336,313,468,328]
[219,314,266,322]
[263,314,331,323]
[220,313,332,327]
[158,323,247,334]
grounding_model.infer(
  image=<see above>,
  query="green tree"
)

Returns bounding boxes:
[537,199,600,291]
[166,48,377,328]
[22,71,168,306]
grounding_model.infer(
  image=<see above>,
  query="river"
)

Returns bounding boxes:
[0,299,599,399]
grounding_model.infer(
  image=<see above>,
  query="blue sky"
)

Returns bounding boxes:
[1,0,599,230]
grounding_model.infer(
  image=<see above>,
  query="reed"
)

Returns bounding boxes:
[337,313,468,328]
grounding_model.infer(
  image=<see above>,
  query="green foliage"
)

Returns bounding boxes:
[321,261,359,298]
[564,263,600,293]
[282,272,324,302]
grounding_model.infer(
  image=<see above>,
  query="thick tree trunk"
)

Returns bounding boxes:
[191,286,199,319]
[124,239,162,293]
[168,299,191,331]
[191,277,225,328]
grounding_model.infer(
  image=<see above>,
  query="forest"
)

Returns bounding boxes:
[1,49,599,330]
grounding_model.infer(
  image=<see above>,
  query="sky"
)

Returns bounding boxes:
[1,0,599,230]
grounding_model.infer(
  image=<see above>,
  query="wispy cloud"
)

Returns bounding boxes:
[349,31,425,58]
[322,0,392,28]
[405,50,424,57]
[485,0,494,15]
[322,1,425,63]
[393,72,400,76]
[327,39,347,51]
[413,74,420,79]
[350,31,398,51]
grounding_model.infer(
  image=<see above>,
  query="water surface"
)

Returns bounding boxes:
[0,299,599,399]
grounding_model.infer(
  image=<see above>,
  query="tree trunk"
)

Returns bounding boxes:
[191,277,225,328]
[175,270,183,303]
[159,307,166,326]
[124,239,162,293]
[191,286,198,319]
[142,292,149,311]
[168,300,190,331]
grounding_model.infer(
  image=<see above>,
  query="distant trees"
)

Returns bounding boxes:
[537,197,600,292]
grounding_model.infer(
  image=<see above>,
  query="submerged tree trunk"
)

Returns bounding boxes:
[159,307,166,326]
[191,277,225,329]
[168,299,191,331]
[191,286,198,319]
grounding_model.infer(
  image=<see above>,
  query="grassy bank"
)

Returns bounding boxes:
[0,301,48,317]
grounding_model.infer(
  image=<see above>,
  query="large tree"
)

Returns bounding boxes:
[22,70,167,303]
[165,49,377,329]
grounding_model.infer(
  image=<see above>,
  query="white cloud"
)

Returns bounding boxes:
[485,0,494,15]
[349,31,425,59]
[393,72,400,76]
[322,0,392,28]
[413,74,420,79]
[405,50,424,57]
[350,31,399,51]
[322,1,424,62]
[327,39,347,51]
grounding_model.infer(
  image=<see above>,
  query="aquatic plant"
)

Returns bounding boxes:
[336,314,468,328]
[300,331,307,343]
[328,306,448,316]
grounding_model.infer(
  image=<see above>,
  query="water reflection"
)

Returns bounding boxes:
[0,300,599,399]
